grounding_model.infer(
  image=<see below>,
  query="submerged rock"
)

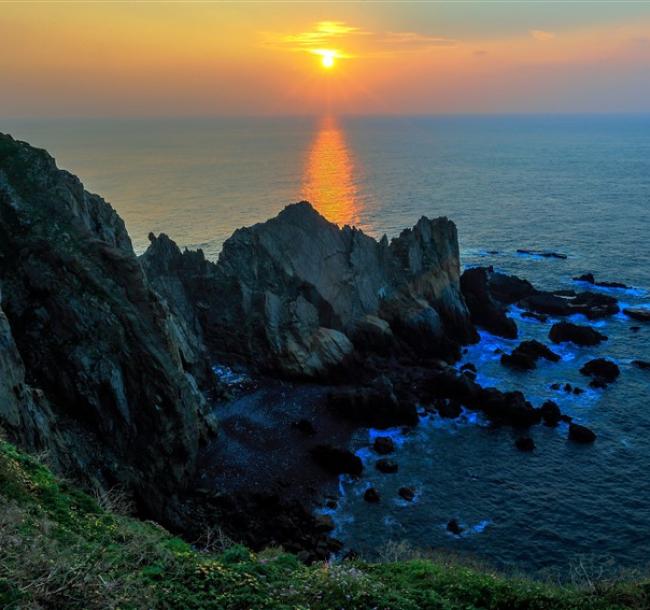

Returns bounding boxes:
[632,360,650,370]
[516,249,567,259]
[568,423,597,444]
[549,322,607,346]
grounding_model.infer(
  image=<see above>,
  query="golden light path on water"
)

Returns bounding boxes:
[301,115,360,227]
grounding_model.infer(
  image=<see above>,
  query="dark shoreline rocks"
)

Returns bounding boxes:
[624,308,650,323]
[310,445,363,476]
[460,267,518,338]
[517,249,567,259]
[501,339,560,371]
[569,423,597,444]
[540,400,562,427]
[376,458,399,473]
[327,383,419,428]
[515,437,535,452]
[549,321,608,346]
[574,273,629,289]
[580,358,620,386]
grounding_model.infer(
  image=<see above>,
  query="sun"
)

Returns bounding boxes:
[321,52,335,69]
[312,49,338,70]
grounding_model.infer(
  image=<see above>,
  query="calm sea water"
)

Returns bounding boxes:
[3,115,650,574]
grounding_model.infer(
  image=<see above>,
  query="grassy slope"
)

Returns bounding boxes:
[0,440,647,610]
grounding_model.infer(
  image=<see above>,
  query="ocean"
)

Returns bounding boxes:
[4,115,650,574]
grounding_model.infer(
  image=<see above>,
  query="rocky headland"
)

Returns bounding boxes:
[1,132,638,561]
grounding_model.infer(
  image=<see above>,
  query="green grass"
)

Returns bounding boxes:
[0,439,648,609]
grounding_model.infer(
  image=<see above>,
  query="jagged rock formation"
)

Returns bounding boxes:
[142,202,477,378]
[0,133,211,524]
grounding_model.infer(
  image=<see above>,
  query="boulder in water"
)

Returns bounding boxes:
[517,249,567,259]
[398,487,416,501]
[568,423,596,444]
[540,400,562,427]
[364,487,380,503]
[515,437,535,452]
[624,308,650,323]
[579,358,620,385]
[501,339,560,371]
[373,436,395,455]
[447,519,463,535]
[549,322,607,346]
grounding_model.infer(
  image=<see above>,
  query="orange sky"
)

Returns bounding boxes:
[1,2,650,116]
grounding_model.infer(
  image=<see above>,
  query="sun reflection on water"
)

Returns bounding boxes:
[301,115,360,227]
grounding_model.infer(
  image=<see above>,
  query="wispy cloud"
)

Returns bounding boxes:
[278,21,369,49]
[530,30,556,41]
[381,31,456,48]
[265,20,455,58]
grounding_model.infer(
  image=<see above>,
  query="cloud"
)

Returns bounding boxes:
[530,30,555,41]
[265,20,455,58]
[271,21,369,50]
[381,31,456,48]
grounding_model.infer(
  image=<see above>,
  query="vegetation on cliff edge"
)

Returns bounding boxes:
[0,439,647,610]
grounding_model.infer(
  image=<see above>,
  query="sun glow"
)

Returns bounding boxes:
[322,53,335,69]
[311,49,338,70]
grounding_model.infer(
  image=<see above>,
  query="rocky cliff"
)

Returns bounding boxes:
[0,133,210,523]
[142,202,477,378]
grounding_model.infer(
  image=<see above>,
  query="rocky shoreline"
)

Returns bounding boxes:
[1,132,648,562]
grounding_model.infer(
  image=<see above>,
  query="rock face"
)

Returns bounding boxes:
[460,267,518,339]
[0,134,209,523]
[142,202,477,378]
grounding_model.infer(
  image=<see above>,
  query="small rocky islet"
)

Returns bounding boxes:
[0,132,648,565]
